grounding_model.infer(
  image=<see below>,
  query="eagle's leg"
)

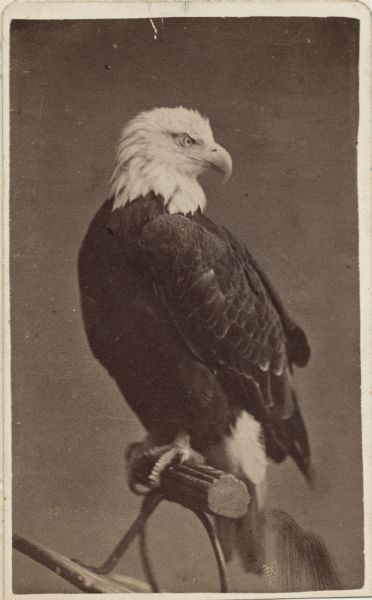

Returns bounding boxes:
[148,432,202,487]
[126,433,202,490]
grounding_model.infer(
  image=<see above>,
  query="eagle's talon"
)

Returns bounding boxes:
[147,435,202,486]
[148,473,161,488]
[126,433,202,489]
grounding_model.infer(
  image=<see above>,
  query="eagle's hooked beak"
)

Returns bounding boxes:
[207,144,232,184]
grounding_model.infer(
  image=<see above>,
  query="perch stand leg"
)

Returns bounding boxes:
[192,510,228,593]
[72,489,163,575]
[139,520,160,592]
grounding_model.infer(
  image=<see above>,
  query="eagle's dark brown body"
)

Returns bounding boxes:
[77,102,341,585]
[78,193,311,473]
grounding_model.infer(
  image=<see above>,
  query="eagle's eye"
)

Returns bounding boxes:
[181,134,195,148]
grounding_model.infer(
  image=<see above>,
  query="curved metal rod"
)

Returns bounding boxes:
[192,511,228,593]
[71,488,228,591]
[13,533,150,593]
[139,506,228,593]
[72,490,163,575]
[139,520,160,592]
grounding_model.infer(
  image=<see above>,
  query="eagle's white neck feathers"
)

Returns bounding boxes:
[110,107,214,216]
[111,156,206,216]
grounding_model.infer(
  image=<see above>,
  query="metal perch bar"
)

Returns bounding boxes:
[132,459,250,518]
[12,534,151,593]
[14,460,250,592]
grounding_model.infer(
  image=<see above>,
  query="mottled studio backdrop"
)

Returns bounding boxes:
[11,17,362,592]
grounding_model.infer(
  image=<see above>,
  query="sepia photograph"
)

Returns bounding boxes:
[4,1,371,596]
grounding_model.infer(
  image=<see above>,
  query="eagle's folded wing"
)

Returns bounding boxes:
[141,214,292,413]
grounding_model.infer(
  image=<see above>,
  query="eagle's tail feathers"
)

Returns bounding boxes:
[262,509,341,591]
[207,412,339,589]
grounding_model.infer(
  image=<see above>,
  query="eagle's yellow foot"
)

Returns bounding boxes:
[126,433,203,491]
[148,432,202,487]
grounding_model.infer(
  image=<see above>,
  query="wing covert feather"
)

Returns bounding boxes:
[141,214,288,382]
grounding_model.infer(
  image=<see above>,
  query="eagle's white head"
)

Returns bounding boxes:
[110,107,232,215]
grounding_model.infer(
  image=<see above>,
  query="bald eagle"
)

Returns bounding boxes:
[79,107,318,578]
